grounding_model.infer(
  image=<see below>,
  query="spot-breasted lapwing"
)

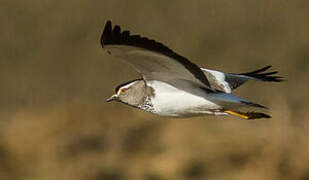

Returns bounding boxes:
[101,21,283,119]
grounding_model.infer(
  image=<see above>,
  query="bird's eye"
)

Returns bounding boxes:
[120,88,128,93]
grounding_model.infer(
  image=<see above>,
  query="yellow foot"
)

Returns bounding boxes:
[224,110,249,119]
[224,110,271,120]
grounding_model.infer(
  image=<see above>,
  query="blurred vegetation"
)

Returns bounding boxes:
[1,0,309,179]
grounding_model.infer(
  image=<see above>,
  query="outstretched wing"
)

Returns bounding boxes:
[101,21,212,91]
[201,66,283,93]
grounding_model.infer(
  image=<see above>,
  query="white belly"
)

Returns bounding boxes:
[147,80,221,117]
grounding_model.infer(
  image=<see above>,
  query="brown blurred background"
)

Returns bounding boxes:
[1,0,309,179]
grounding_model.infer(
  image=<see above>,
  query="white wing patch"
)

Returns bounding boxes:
[201,68,231,93]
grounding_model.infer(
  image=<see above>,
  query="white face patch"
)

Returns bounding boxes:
[121,81,138,89]
[116,80,139,95]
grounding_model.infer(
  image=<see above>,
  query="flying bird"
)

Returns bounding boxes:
[101,20,283,120]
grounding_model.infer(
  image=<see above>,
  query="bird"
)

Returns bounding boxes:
[101,20,283,120]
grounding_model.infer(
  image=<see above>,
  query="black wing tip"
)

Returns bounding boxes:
[101,20,122,47]
[101,20,112,46]
[241,65,285,82]
[106,20,112,28]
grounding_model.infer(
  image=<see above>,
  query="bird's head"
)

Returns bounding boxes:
[106,79,147,106]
